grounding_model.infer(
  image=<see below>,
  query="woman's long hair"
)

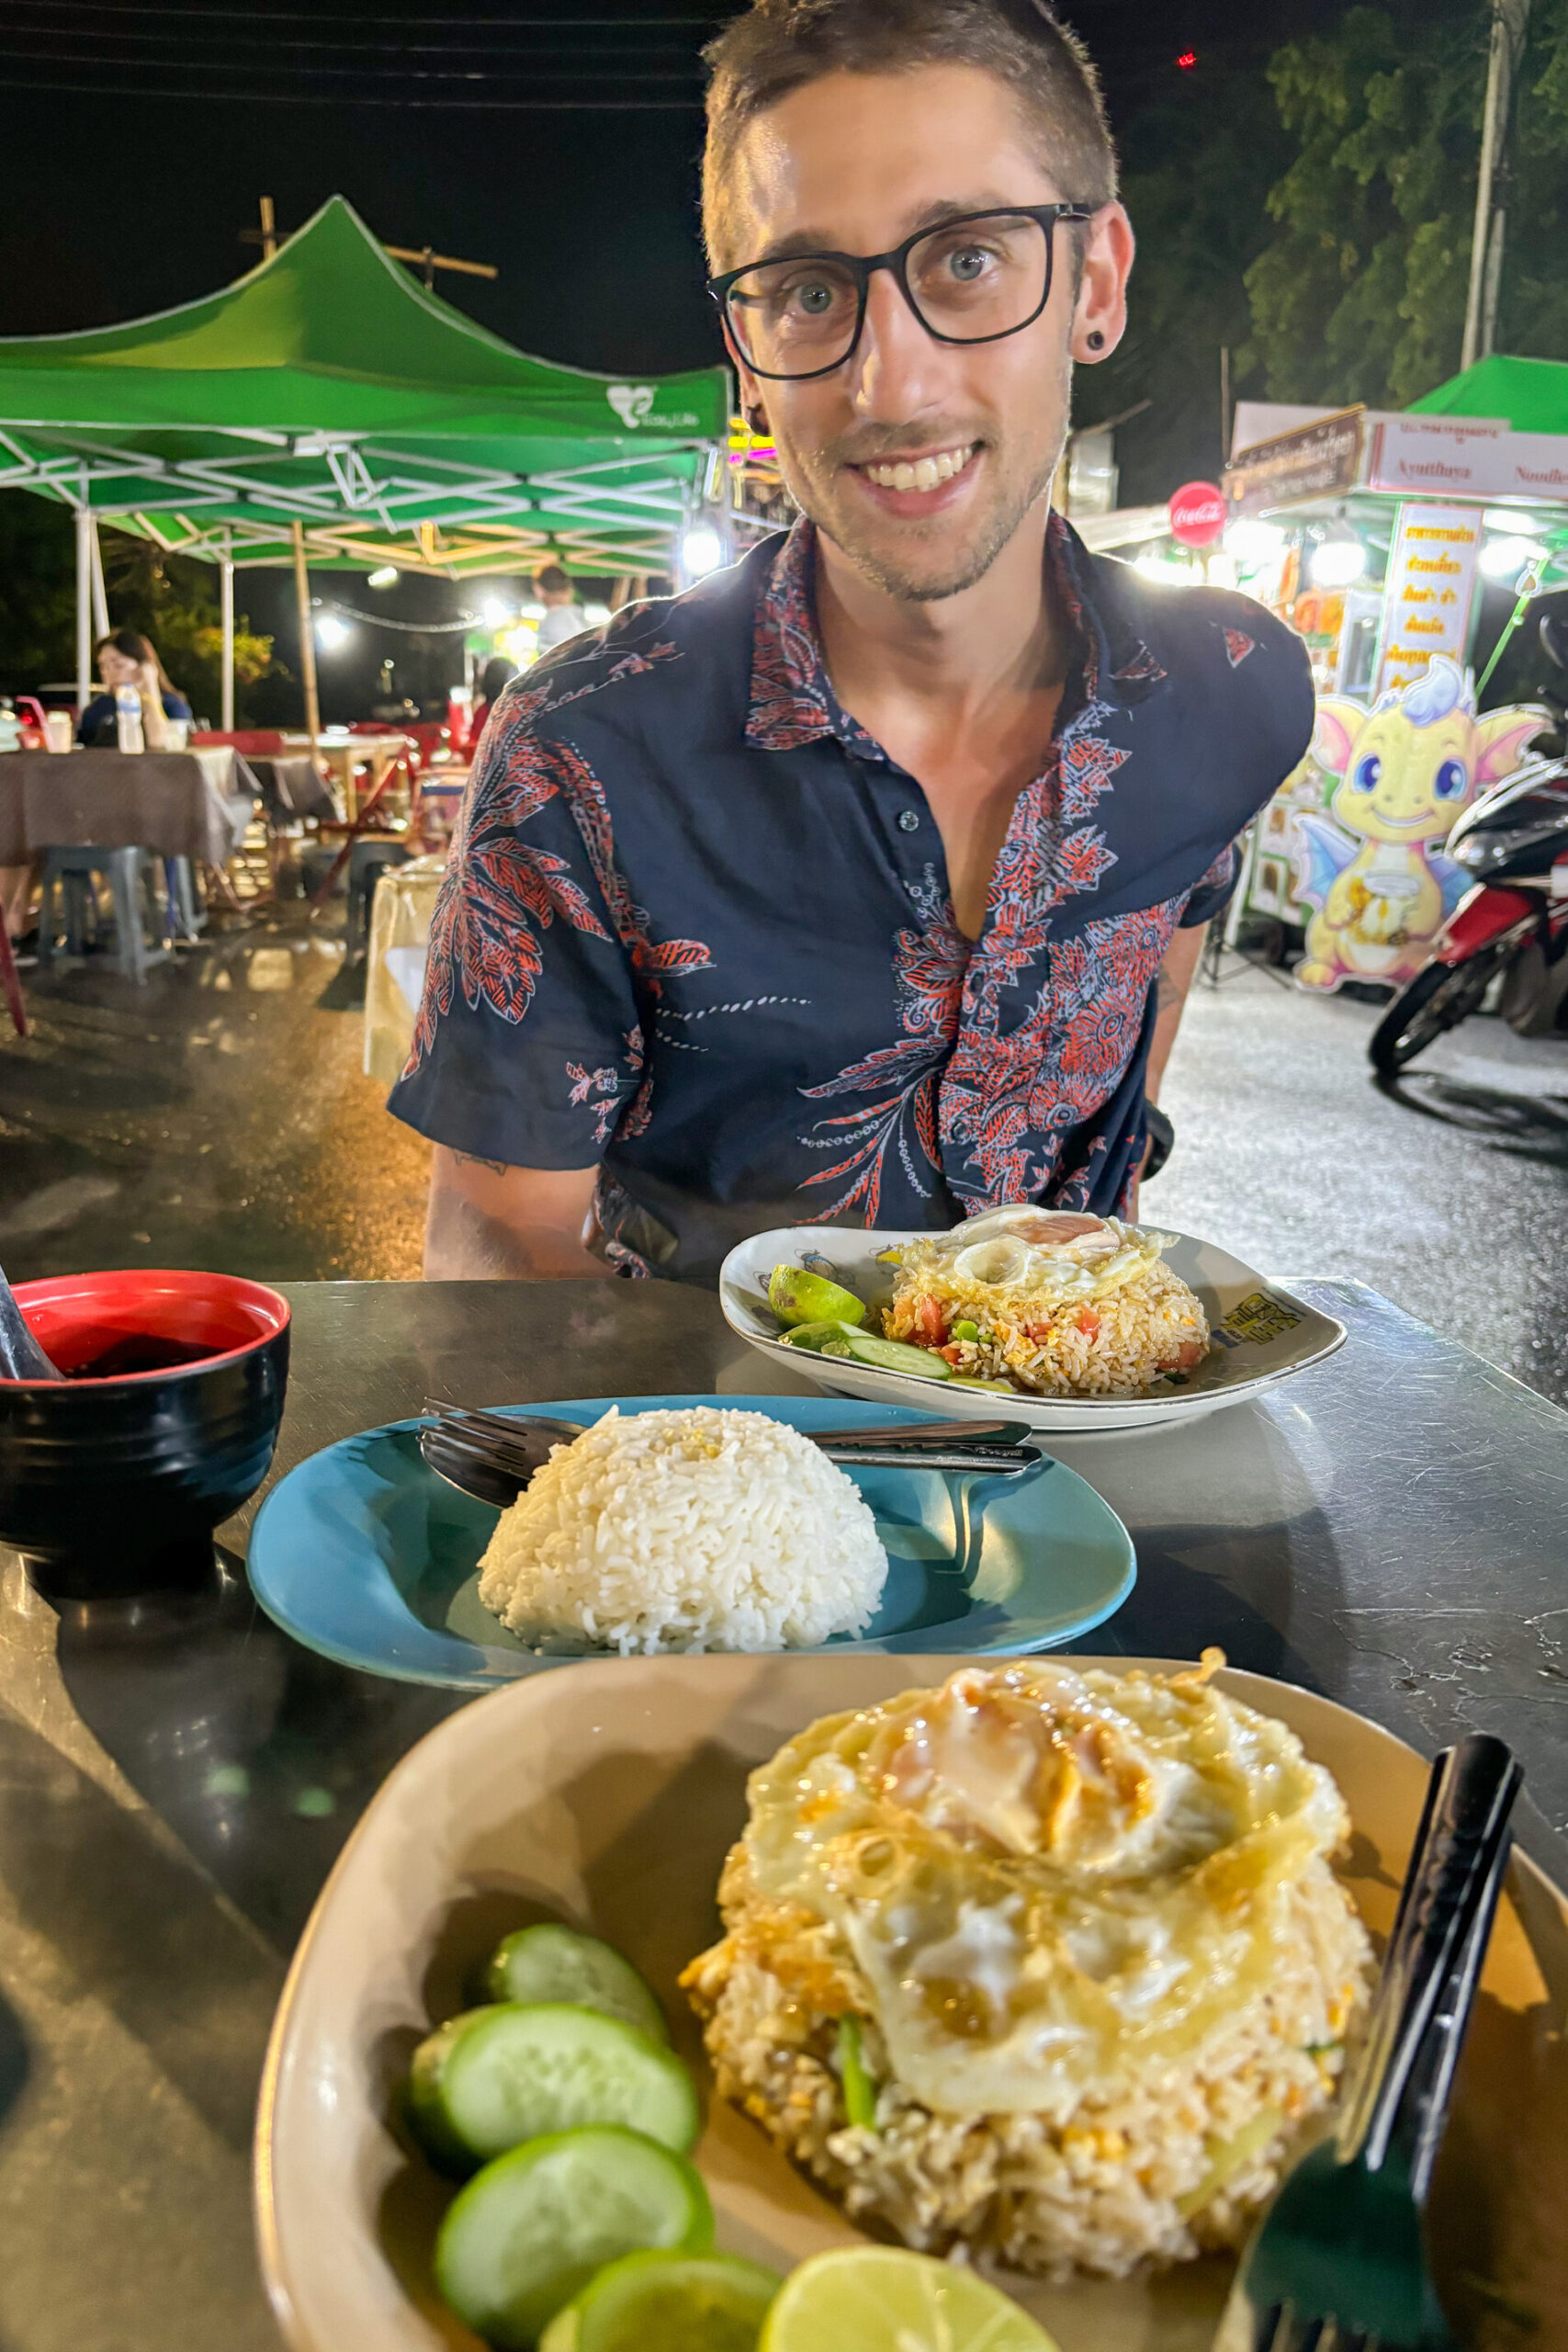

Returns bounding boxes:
[96,628,177,697]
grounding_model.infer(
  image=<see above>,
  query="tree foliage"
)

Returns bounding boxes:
[0,496,279,719]
[1243,0,1568,411]
[1243,5,1483,408]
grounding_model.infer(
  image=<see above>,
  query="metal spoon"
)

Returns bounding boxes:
[0,1261,63,1382]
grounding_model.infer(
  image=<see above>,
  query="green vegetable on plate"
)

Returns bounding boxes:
[408,2002,699,2174]
[819,1330,951,1380]
[485,1925,668,2043]
[776,1319,855,1352]
[538,2248,781,2352]
[835,2015,877,2131]
[767,1266,867,1329]
[435,2125,712,2349]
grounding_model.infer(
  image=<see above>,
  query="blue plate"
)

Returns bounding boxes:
[246,1394,1135,1690]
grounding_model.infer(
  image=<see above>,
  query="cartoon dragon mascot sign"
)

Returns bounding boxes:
[1292,655,1543,993]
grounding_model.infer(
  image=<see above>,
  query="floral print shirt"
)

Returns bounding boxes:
[389,515,1313,1282]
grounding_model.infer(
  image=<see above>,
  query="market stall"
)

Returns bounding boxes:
[0,197,730,727]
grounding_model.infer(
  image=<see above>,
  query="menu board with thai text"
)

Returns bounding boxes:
[1375,503,1482,695]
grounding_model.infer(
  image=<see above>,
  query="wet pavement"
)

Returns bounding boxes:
[1156,949,1568,1410]
[1,922,1564,1410]
[0,908,432,1287]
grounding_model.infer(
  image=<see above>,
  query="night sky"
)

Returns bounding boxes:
[1,0,1367,360]
[0,0,1370,714]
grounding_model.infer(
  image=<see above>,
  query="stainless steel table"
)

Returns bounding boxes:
[0,1274,1563,2350]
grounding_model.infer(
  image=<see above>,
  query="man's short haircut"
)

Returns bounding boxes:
[535,563,571,595]
[702,0,1117,268]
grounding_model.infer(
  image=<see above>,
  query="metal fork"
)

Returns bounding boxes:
[417,1397,1045,1510]
[1216,1733,1522,2352]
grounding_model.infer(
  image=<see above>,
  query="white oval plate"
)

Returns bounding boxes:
[254,1654,1568,2352]
[719,1226,1347,1432]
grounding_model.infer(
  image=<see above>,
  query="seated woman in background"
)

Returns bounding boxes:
[466,654,517,753]
[76,630,192,749]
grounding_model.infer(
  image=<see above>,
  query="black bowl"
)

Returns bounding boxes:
[0,1270,290,1600]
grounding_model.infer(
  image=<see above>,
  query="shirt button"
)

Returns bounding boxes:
[897,808,920,832]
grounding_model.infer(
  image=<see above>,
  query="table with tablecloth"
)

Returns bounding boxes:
[0,748,259,865]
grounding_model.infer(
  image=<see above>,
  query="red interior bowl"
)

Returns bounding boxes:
[0,1271,291,1596]
[10,1269,289,1383]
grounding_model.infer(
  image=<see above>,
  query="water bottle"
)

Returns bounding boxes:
[115,684,144,754]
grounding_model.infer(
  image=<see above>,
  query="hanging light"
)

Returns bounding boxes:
[1480,535,1543,582]
[481,598,512,628]
[1225,518,1286,563]
[679,524,727,581]
[1307,521,1367,587]
[315,614,349,650]
[367,565,400,590]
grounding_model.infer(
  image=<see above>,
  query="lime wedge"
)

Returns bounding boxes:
[540,2249,781,2352]
[759,2248,1058,2352]
[768,1266,867,1329]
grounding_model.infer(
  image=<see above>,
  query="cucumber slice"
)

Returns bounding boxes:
[948,1374,1020,1394]
[822,1331,951,1380]
[485,1927,667,2043]
[777,1320,855,1352]
[539,2250,781,2352]
[435,2124,712,2349]
[408,2003,699,2174]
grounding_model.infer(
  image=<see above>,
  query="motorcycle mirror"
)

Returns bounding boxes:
[1539,611,1568,673]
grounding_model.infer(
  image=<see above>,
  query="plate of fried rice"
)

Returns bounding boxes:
[720,1213,1347,1431]
[255,1650,1568,2352]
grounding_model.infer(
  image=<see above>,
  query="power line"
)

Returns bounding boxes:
[6,4,721,19]
[0,70,701,104]
[0,44,700,77]
[7,24,701,51]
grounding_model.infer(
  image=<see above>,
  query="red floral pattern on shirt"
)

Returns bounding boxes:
[402,651,711,1120]
[797,869,968,1223]
[755,513,1190,1216]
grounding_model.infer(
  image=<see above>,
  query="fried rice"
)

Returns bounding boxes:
[682,1657,1373,2281]
[883,1221,1210,1398]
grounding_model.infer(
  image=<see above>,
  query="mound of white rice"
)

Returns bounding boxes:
[476,1406,888,1655]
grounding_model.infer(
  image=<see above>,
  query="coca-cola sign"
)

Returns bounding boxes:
[1168,481,1228,546]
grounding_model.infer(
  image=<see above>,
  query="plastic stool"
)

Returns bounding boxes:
[346,838,412,962]
[38,845,162,983]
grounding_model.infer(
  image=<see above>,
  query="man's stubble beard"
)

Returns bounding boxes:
[777,369,1072,605]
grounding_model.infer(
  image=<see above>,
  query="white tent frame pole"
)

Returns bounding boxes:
[88,516,109,639]
[290,518,322,755]
[220,537,236,731]
[73,499,92,708]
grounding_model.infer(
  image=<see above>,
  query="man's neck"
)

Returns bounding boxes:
[810,497,1068,724]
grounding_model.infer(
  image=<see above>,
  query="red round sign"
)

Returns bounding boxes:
[1168,481,1228,547]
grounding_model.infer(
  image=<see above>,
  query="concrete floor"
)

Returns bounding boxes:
[2,922,1565,1411]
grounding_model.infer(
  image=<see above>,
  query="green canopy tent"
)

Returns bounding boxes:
[1408,353,1568,431]
[0,196,729,718]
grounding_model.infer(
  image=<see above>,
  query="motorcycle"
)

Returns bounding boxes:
[1369,615,1568,1076]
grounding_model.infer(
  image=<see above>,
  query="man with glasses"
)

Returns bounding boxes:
[393,0,1314,1281]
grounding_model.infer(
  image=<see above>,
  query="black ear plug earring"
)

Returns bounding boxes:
[1086,331,1105,351]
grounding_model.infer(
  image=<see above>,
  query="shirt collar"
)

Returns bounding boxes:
[744,510,1168,756]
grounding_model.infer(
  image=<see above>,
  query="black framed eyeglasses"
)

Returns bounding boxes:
[707,203,1096,381]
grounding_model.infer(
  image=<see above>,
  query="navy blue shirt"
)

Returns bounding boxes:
[389,515,1313,1283]
[77,688,193,747]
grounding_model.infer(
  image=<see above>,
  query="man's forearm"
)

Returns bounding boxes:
[423,1148,612,1280]
[1145,922,1207,1104]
